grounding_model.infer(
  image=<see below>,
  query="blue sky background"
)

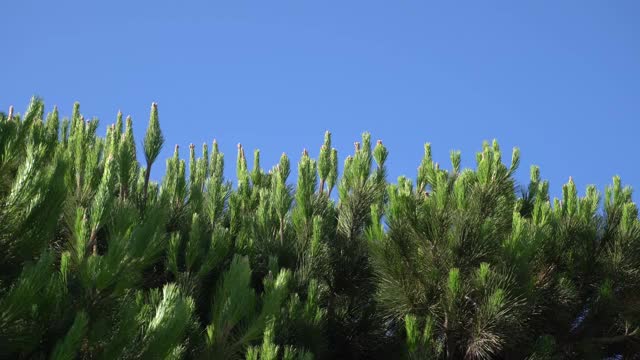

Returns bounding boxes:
[2,1,639,201]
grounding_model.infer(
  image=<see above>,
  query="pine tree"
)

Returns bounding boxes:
[0,98,638,359]
[368,141,640,359]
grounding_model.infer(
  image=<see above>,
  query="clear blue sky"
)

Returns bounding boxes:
[2,1,639,200]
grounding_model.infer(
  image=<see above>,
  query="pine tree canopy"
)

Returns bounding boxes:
[1,98,639,359]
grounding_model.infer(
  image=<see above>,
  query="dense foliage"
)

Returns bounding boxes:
[1,98,639,359]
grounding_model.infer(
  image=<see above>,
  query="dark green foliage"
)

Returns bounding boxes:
[0,99,638,359]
